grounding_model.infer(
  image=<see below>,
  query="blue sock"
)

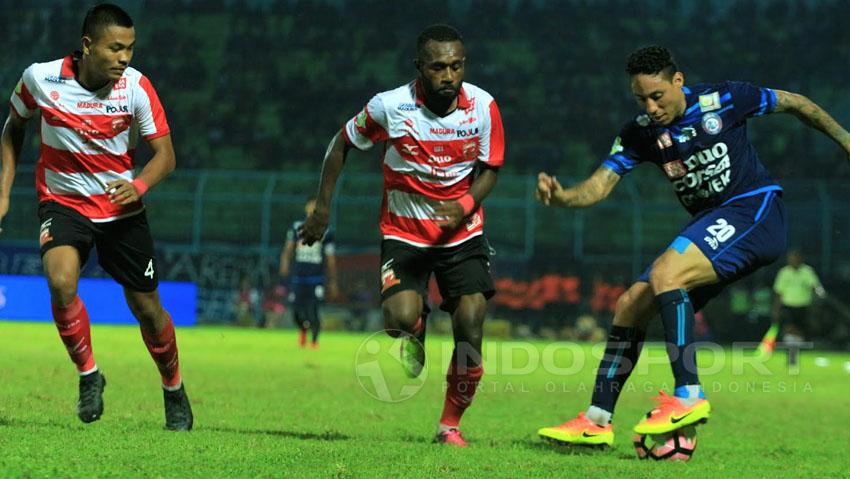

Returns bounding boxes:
[590,325,646,419]
[658,289,701,391]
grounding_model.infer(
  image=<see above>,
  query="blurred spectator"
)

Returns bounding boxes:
[234,275,261,327]
[262,284,288,329]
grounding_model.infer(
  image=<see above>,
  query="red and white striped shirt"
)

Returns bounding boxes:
[343,80,505,247]
[9,54,170,222]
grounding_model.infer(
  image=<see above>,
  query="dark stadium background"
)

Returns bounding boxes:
[2,0,849,347]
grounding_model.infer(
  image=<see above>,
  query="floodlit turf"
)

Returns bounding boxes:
[1,321,848,478]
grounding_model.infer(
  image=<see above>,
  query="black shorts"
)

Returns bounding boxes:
[38,201,159,292]
[379,236,495,312]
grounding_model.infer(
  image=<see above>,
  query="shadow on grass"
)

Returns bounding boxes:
[205,425,351,441]
[512,438,633,459]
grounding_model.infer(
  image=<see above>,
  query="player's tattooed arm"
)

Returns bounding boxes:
[773,90,850,160]
[536,166,620,208]
[300,129,351,245]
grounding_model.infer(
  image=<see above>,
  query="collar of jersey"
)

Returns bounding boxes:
[413,79,471,110]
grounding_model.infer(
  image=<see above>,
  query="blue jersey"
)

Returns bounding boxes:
[602,81,782,215]
[287,221,335,285]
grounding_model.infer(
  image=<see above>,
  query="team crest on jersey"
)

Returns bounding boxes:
[636,114,651,127]
[699,92,721,112]
[380,259,400,292]
[462,141,478,161]
[662,159,687,179]
[111,117,129,133]
[465,213,482,231]
[39,218,54,247]
[656,132,673,150]
[49,91,60,101]
[701,112,723,135]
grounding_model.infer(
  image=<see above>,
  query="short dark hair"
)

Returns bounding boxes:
[82,3,133,39]
[416,24,463,58]
[626,45,677,79]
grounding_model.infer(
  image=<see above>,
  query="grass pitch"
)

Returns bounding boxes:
[1,321,848,478]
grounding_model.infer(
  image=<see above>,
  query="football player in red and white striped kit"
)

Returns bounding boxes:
[0,4,192,430]
[299,24,505,447]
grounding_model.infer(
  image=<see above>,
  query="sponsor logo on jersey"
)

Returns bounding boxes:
[429,155,452,164]
[44,75,66,84]
[656,132,673,150]
[105,105,129,113]
[676,126,698,143]
[113,77,127,90]
[77,101,104,109]
[662,159,687,179]
[456,127,478,138]
[698,92,721,112]
[397,102,417,111]
[672,142,732,206]
[701,112,723,135]
[401,144,419,156]
[458,116,477,126]
[430,127,455,135]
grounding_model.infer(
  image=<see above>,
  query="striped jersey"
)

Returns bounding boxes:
[602,81,781,216]
[9,54,170,222]
[343,80,505,247]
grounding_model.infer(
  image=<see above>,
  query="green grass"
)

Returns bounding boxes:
[1,321,848,478]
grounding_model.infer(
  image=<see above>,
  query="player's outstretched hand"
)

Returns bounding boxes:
[434,200,464,230]
[298,209,329,245]
[106,179,141,205]
[535,172,563,206]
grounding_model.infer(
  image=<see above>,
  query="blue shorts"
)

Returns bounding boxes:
[638,189,786,311]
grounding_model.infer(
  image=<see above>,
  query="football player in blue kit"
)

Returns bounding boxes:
[279,197,339,348]
[536,45,850,446]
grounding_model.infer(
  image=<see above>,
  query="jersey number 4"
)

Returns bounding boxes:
[144,259,155,279]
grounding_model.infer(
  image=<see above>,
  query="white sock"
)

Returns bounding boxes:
[79,366,99,377]
[585,405,612,426]
[437,422,457,434]
[162,381,183,392]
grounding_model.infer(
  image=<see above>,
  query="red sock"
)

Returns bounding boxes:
[439,361,484,428]
[140,312,181,388]
[52,296,96,373]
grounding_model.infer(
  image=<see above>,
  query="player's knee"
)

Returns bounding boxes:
[382,303,420,334]
[614,291,638,324]
[46,270,78,305]
[648,259,685,293]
